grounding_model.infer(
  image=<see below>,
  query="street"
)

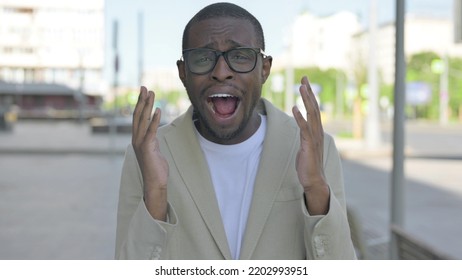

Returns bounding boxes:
[0,120,461,259]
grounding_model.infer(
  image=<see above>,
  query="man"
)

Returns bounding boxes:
[116,2,356,260]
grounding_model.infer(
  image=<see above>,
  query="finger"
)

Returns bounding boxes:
[300,76,319,115]
[301,75,310,87]
[292,105,311,143]
[145,107,162,142]
[138,90,155,138]
[133,86,146,128]
[301,76,315,99]
[298,83,311,118]
[300,76,323,131]
[300,76,316,113]
[133,86,148,137]
[132,87,154,145]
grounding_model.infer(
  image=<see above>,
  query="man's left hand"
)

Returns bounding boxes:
[292,76,330,215]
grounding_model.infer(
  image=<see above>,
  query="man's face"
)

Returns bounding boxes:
[178,17,272,145]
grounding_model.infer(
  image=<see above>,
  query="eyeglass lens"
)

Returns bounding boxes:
[186,48,258,74]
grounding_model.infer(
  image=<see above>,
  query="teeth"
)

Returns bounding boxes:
[210,93,234,98]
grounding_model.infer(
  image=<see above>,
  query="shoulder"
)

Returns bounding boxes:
[261,99,298,132]
[157,106,194,139]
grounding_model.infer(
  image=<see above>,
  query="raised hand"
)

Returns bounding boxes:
[132,86,169,221]
[292,76,330,215]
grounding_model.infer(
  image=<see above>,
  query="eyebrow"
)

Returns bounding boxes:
[201,39,244,50]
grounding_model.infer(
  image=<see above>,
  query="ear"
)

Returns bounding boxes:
[261,56,272,84]
[177,60,186,86]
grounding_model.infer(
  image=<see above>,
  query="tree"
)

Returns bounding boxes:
[407,51,462,121]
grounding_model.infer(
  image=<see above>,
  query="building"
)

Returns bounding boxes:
[0,0,105,118]
[0,81,102,119]
[275,9,462,84]
[352,14,462,85]
[274,10,362,73]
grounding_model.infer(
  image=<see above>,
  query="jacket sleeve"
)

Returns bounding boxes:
[303,134,357,259]
[115,145,177,260]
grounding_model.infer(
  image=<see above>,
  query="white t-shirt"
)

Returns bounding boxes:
[196,116,267,259]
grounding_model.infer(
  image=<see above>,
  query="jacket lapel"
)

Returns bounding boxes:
[164,108,232,259]
[239,99,299,259]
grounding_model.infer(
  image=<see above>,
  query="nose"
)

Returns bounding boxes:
[211,55,234,81]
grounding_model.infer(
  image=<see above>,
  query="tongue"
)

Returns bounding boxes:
[213,97,237,116]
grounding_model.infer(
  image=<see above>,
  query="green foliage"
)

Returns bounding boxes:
[448,57,462,118]
[380,84,394,102]
[406,51,462,120]
[407,51,440,77]
[293,67,341,104]
[262,67,347,114]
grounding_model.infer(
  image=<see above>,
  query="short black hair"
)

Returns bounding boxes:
[182,2,265,50]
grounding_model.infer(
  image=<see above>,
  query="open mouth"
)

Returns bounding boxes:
[207,93,240,118]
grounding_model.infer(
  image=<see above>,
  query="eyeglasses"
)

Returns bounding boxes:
[181,47,267,75]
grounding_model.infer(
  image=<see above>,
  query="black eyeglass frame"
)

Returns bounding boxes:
[181,47,267,75]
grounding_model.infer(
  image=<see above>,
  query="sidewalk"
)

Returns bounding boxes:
[0,121,128,259]
[333,135,462,259]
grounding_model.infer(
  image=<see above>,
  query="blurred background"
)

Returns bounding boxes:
[0,0,461,259]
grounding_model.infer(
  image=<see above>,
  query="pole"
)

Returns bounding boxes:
[366,0,381,149]
[336,72,344,119]
[138,11,144,86]
[390,0,406,259]
[455,0,462,43]
[78,54,85,123]
[285,43,294,114]
[113,20,119,113]
[110,20,119,154]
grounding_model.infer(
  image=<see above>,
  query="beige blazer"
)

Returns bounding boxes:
[115,99,356,260]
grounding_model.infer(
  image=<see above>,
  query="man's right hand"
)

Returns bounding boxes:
[132,86,169,221]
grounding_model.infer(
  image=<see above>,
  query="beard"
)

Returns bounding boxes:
[193,108,249,141]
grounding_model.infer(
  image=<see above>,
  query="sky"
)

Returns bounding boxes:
[104,0,453,87]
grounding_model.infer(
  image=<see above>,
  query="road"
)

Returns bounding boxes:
[326,120,462,259]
